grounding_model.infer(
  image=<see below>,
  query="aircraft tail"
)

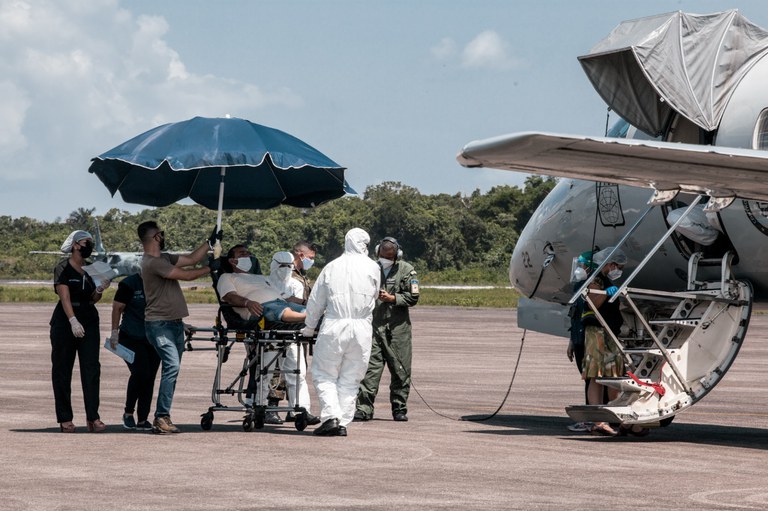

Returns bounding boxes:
[92,219,106,256]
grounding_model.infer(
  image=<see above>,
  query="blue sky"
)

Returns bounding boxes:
[3,0,767,220]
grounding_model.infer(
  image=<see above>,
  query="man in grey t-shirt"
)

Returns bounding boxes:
[138,221,217,434]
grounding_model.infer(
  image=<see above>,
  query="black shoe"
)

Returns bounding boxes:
[305,413,321,426]
[122,414,136,430]
[337,425,347,437]
[393,412,408,422]
[285,412,296,422]
[264,411,284,424]
[313,418,340,436]
[353,410,371,422]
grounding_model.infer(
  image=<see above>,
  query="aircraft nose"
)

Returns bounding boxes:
[509,240,557,299]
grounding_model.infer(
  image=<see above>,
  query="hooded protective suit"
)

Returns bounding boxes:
[305,228,381,427]
[266,251,312,412]
[267,251,296,297]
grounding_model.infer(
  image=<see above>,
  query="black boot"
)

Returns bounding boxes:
[313,418,340,436]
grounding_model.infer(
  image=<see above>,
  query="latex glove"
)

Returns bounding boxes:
[208,226,223,250]
[300,326,316,338]
[605,286,619,297]
[108,329,119,349]
[96,279,111,294]
[69,316,85,338]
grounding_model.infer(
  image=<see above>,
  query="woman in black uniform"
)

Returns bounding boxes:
[50,230,109,433]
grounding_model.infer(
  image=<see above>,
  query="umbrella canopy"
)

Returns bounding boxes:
[88,116,352,210]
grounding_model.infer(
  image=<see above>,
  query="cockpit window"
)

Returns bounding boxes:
[607,118,630,138]
[753,108,768,150]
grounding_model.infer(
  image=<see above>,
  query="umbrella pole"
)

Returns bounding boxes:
[214,167,225,258]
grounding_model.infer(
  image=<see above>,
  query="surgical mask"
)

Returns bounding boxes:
[608,268,623,281]
[379,257,394,270]
[158,237,166,251]
[301,257,314,270]
[235,257,253,273]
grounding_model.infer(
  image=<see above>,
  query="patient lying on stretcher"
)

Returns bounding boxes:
[217,244,306,324]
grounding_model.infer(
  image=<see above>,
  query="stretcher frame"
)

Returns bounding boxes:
[185,319,315,432]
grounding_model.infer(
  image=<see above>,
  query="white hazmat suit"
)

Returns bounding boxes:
[303,228,381,427]
[267,251,312,413]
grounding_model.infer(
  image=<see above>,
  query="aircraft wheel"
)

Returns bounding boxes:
[295,414,308,432]
[242,417,253,432]
[201,411,214,431]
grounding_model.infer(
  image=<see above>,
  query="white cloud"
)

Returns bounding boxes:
[0,0,303,217]
[462,30,519,70]
[431,37,457,60]
[431,30,521,71]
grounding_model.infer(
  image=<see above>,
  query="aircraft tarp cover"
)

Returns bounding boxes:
[578,10,768,136]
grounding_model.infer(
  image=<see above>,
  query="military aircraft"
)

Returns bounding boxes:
[458,10,768,428]
[31,220,143,277]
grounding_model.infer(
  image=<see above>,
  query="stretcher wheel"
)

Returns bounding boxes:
[243,417,253,432]
[295,414,308,432]
[201,411,214,431]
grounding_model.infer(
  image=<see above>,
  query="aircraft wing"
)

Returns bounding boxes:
[457,132,768,202]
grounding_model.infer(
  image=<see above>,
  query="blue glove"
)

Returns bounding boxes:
[605,286,619,297]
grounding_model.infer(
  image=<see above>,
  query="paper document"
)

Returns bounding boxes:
[104,338,135,364]
[83,261,119,287]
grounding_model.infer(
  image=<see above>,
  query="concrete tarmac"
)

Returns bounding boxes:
[0,303,766,510]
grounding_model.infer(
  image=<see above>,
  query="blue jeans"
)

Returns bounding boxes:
[262,299,305,322]
[145,320,185,418]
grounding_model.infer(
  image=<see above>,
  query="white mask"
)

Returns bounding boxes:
[607,268,623,281]
[235,257,252,273]
[301,257,314,270]
[379,257,394,270]
[573,267,587,282]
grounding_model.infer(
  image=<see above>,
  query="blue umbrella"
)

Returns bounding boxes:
[88,116,353,243]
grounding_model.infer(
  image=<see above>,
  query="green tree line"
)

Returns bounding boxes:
[1,178,555,284]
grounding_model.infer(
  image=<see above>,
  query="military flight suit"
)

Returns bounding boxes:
[356,260,419,419]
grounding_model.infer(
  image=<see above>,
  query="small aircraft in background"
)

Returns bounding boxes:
[30,220,142,277]
[458,10,768,430]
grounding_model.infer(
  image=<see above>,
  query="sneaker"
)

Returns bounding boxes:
[122,414,136,430]
[566,421,593,432]
[264,411,284,425]
[152,416,180,434]
[136,420,153,431]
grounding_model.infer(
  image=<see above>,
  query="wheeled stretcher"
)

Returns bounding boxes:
[185,316,315,432]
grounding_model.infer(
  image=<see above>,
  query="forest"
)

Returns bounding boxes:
[1,177,555,284]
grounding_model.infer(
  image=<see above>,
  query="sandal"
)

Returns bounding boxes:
[87,419,106,433]
[59,421,76,433]
[590,422,618,437]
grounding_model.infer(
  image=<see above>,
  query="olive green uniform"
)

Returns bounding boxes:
[356,260,419,418]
